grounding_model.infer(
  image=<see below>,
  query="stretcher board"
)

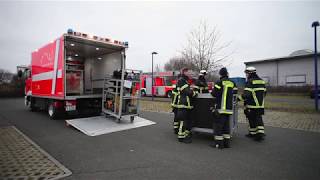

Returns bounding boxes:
[66,116,155,136]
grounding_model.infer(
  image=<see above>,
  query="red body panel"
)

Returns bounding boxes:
[31,37,64,98]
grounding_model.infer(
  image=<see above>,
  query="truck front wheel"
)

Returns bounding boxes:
[26,96,36,111]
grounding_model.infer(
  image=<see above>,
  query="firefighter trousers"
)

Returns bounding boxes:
[245,109,265,136]
[173,108,179,134]
[213,114,231,145]
[176,109,192,140]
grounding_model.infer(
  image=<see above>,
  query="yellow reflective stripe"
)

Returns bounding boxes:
[174,122,179,125]
[223,134,231,139]
[257,126,264,130]
[246,105,264,108]
[249,128,257,131]
[244,88,265,108]
[238,95,244,101]
[214,84,221,89]
[172,84,176,88]
[176,105,193,109]
[249,131,257,135]
[178,121,185,138]
[180,84,189,91]
[254,88,266,91]
[218,109,233,114]
[233,87,238,90]
[214,136,224,140]
[257,130,265,133]
[252,91,260,107]
[252,80,266,85]
[193,91,198,97]
[221,80,234,112]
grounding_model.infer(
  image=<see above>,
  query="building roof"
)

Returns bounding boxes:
[244,50,320,65]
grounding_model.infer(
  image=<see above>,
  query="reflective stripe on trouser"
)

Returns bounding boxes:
[214,135,224,140]
[178,121,185,138]
[249,127,257,135]
[173,121,179,129]
[223,134,231,139]
[256,126,265,134]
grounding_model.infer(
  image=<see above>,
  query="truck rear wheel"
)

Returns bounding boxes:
[48,103,58,120]
[166,90,172,98]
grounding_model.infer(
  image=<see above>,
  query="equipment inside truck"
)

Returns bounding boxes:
[64,36,124,97]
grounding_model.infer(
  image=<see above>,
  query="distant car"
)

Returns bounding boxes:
[310,86,320,98]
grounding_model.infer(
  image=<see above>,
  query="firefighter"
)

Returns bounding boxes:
[171,75,180,134]
[211,67,237,149]
[176,68,198,143]
[238,66,267,141]
[193,70,209,94]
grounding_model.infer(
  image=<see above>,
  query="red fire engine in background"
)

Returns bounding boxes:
[139,71,179,98]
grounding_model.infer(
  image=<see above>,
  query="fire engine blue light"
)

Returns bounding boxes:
[124,42,129,47]
[67,29,74,34]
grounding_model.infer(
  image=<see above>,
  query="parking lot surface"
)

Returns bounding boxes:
[0,98,320,180]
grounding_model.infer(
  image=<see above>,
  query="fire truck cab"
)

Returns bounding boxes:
[22,29,129,119]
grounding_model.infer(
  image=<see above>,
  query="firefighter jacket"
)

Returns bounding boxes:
[171,84,179,108]
[176,75,197,109]
[239,74,267,111]
[211,76,237,115]
[193,76,209,94]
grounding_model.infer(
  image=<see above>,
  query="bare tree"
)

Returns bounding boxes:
[164,57,195,71]
[181,21,232,72]
[0,69,13,84]
[154,63,162,73]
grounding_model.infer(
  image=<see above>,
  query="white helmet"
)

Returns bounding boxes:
[245,66,256,74]
[199,70,207,76]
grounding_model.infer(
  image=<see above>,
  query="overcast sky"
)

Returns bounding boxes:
[0,1,319,77]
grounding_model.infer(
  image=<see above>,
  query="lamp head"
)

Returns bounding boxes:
[312,21,320,27]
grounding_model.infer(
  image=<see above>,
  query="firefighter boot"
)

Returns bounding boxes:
[223,139,230,148]
[210,140,224,149]
[254,133,265,142]
[245,133,255,138]
[183,132,192,144]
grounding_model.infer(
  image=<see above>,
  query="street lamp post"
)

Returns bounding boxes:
[312,21,319,111]
[151,52,158,101]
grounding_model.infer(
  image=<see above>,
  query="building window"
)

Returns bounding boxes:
[285,75,306,84]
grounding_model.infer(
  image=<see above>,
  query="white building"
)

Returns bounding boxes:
[244,50,320,87]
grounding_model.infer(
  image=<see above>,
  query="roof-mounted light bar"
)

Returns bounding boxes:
[67,29,129,47]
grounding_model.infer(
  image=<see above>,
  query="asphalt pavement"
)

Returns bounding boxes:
[0,98,320,180]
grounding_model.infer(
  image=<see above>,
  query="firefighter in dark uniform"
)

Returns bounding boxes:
[171,76,180,134]
[176,68,198,143]
[193,70,209,94]
[211,67,237,149]
[238,66,267,141]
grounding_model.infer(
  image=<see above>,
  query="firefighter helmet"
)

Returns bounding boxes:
[199,70,207,76]
[245,66,256,74]
[219,67,228,76]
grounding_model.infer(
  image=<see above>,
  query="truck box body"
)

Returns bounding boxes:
[26,31,128,118]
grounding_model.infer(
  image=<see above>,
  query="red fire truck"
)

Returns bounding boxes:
[20,29,129,119]
[140,71,179,98]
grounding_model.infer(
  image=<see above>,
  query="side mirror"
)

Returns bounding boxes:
[17,70,23,78]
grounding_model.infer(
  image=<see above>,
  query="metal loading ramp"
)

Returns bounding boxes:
[65,116,156,136]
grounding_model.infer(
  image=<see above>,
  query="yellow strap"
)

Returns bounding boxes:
[180,84,189,91]
[214,84,221,89]
[252,80,266,85]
